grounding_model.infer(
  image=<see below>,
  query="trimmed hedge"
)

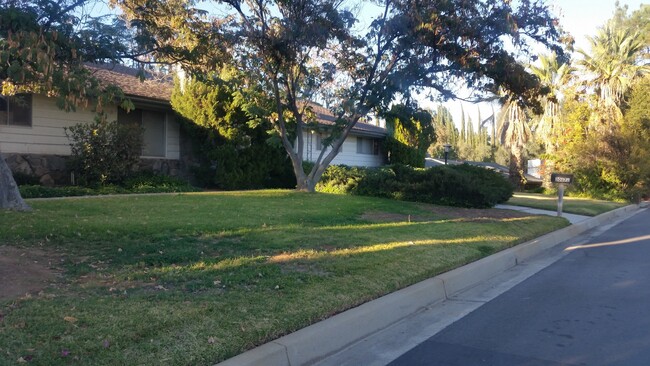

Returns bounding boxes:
[20,174,200,198]
[316,164,514,208]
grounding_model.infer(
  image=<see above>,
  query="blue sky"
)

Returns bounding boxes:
[89,0,646,128]
[554,0,647,51]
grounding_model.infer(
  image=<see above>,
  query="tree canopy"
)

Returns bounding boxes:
[0,0,135,210]
[112,0,567,191]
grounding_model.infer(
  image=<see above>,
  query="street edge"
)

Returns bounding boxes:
[215,204,641,366]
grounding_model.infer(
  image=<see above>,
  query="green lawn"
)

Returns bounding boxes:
[506,192,626,216]
[0,191,568,365]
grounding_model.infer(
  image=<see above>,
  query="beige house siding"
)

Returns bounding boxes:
[0,94,180,160]
[301,131,384,167]
[0,94,115,155]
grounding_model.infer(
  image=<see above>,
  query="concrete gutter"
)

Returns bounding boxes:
[215,204,641,366]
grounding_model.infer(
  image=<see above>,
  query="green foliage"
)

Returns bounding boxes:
[316,165,368,194]
[429,105,493,163]
[20,184,111,198]
[0,1,132,110]
[19,173,199,198]
[317,164,513,208]
[122,173,201,193]
[171,74,295,190]
[383,105,435,167]
[65,114,144,186]
[553,79,650,201]
[114,0,565,191]
[0,191,566,365]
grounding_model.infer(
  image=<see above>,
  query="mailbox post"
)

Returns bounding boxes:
[551,173,574,217]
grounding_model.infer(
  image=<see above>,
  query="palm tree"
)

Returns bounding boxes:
[578,23,649,129]
[497,98,532,189]
[529,53,573,187]
[529,53,573,151]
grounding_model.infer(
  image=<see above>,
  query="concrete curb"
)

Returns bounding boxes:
[216,204,640,366]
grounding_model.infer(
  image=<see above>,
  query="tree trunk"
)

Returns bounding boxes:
[0,152,31,211]
[541,158,555,190]
[509,147,525,191]
[294,162,326,193]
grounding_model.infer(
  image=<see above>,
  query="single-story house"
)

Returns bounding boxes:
[1,64,193,185]
[1,64,388,185]
[300,103,387,167]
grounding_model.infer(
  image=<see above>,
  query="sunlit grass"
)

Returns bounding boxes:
[0,191,567,365]
[507,192,626,216]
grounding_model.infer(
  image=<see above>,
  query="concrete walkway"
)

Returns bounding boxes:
[495,204,590,224]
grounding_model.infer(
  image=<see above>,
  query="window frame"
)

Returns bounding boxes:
[0,94,32,127]
[357,136,379,155]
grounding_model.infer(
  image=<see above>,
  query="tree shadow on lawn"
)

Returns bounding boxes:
[0,210,567,365]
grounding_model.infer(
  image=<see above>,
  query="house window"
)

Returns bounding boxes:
[0,94,32,127]
[357,137,379,155]
[118,108,167,157]
[316,134,341,152]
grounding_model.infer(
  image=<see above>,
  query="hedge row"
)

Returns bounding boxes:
[19,174,200,199]
[316,164,514,208]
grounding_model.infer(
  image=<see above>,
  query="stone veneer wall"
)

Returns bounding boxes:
[4,153,68,186]
[4,125,200,186]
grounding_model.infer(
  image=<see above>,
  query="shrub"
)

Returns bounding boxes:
[123,172,201,193]
[316,163,514,208]
[65,114,143,185]
[19,185,99,198]
[19,174,199,199]
[316,165,366,194]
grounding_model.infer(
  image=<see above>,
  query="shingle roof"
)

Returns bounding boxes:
[304,102,387,137]
[85,64,386,138]
[86,63,172,103]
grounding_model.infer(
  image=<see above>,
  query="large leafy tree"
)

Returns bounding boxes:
[0,1,134,210]
[112,0,566,192]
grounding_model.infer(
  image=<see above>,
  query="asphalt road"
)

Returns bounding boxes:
[389,208,650,366]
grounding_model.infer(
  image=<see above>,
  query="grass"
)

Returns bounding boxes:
[506,192,627,216]
[0,191,568,365]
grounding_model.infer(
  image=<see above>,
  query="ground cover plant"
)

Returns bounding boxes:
[18,174,200,198]
[0,191,567,365]
[506,192,626,216]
